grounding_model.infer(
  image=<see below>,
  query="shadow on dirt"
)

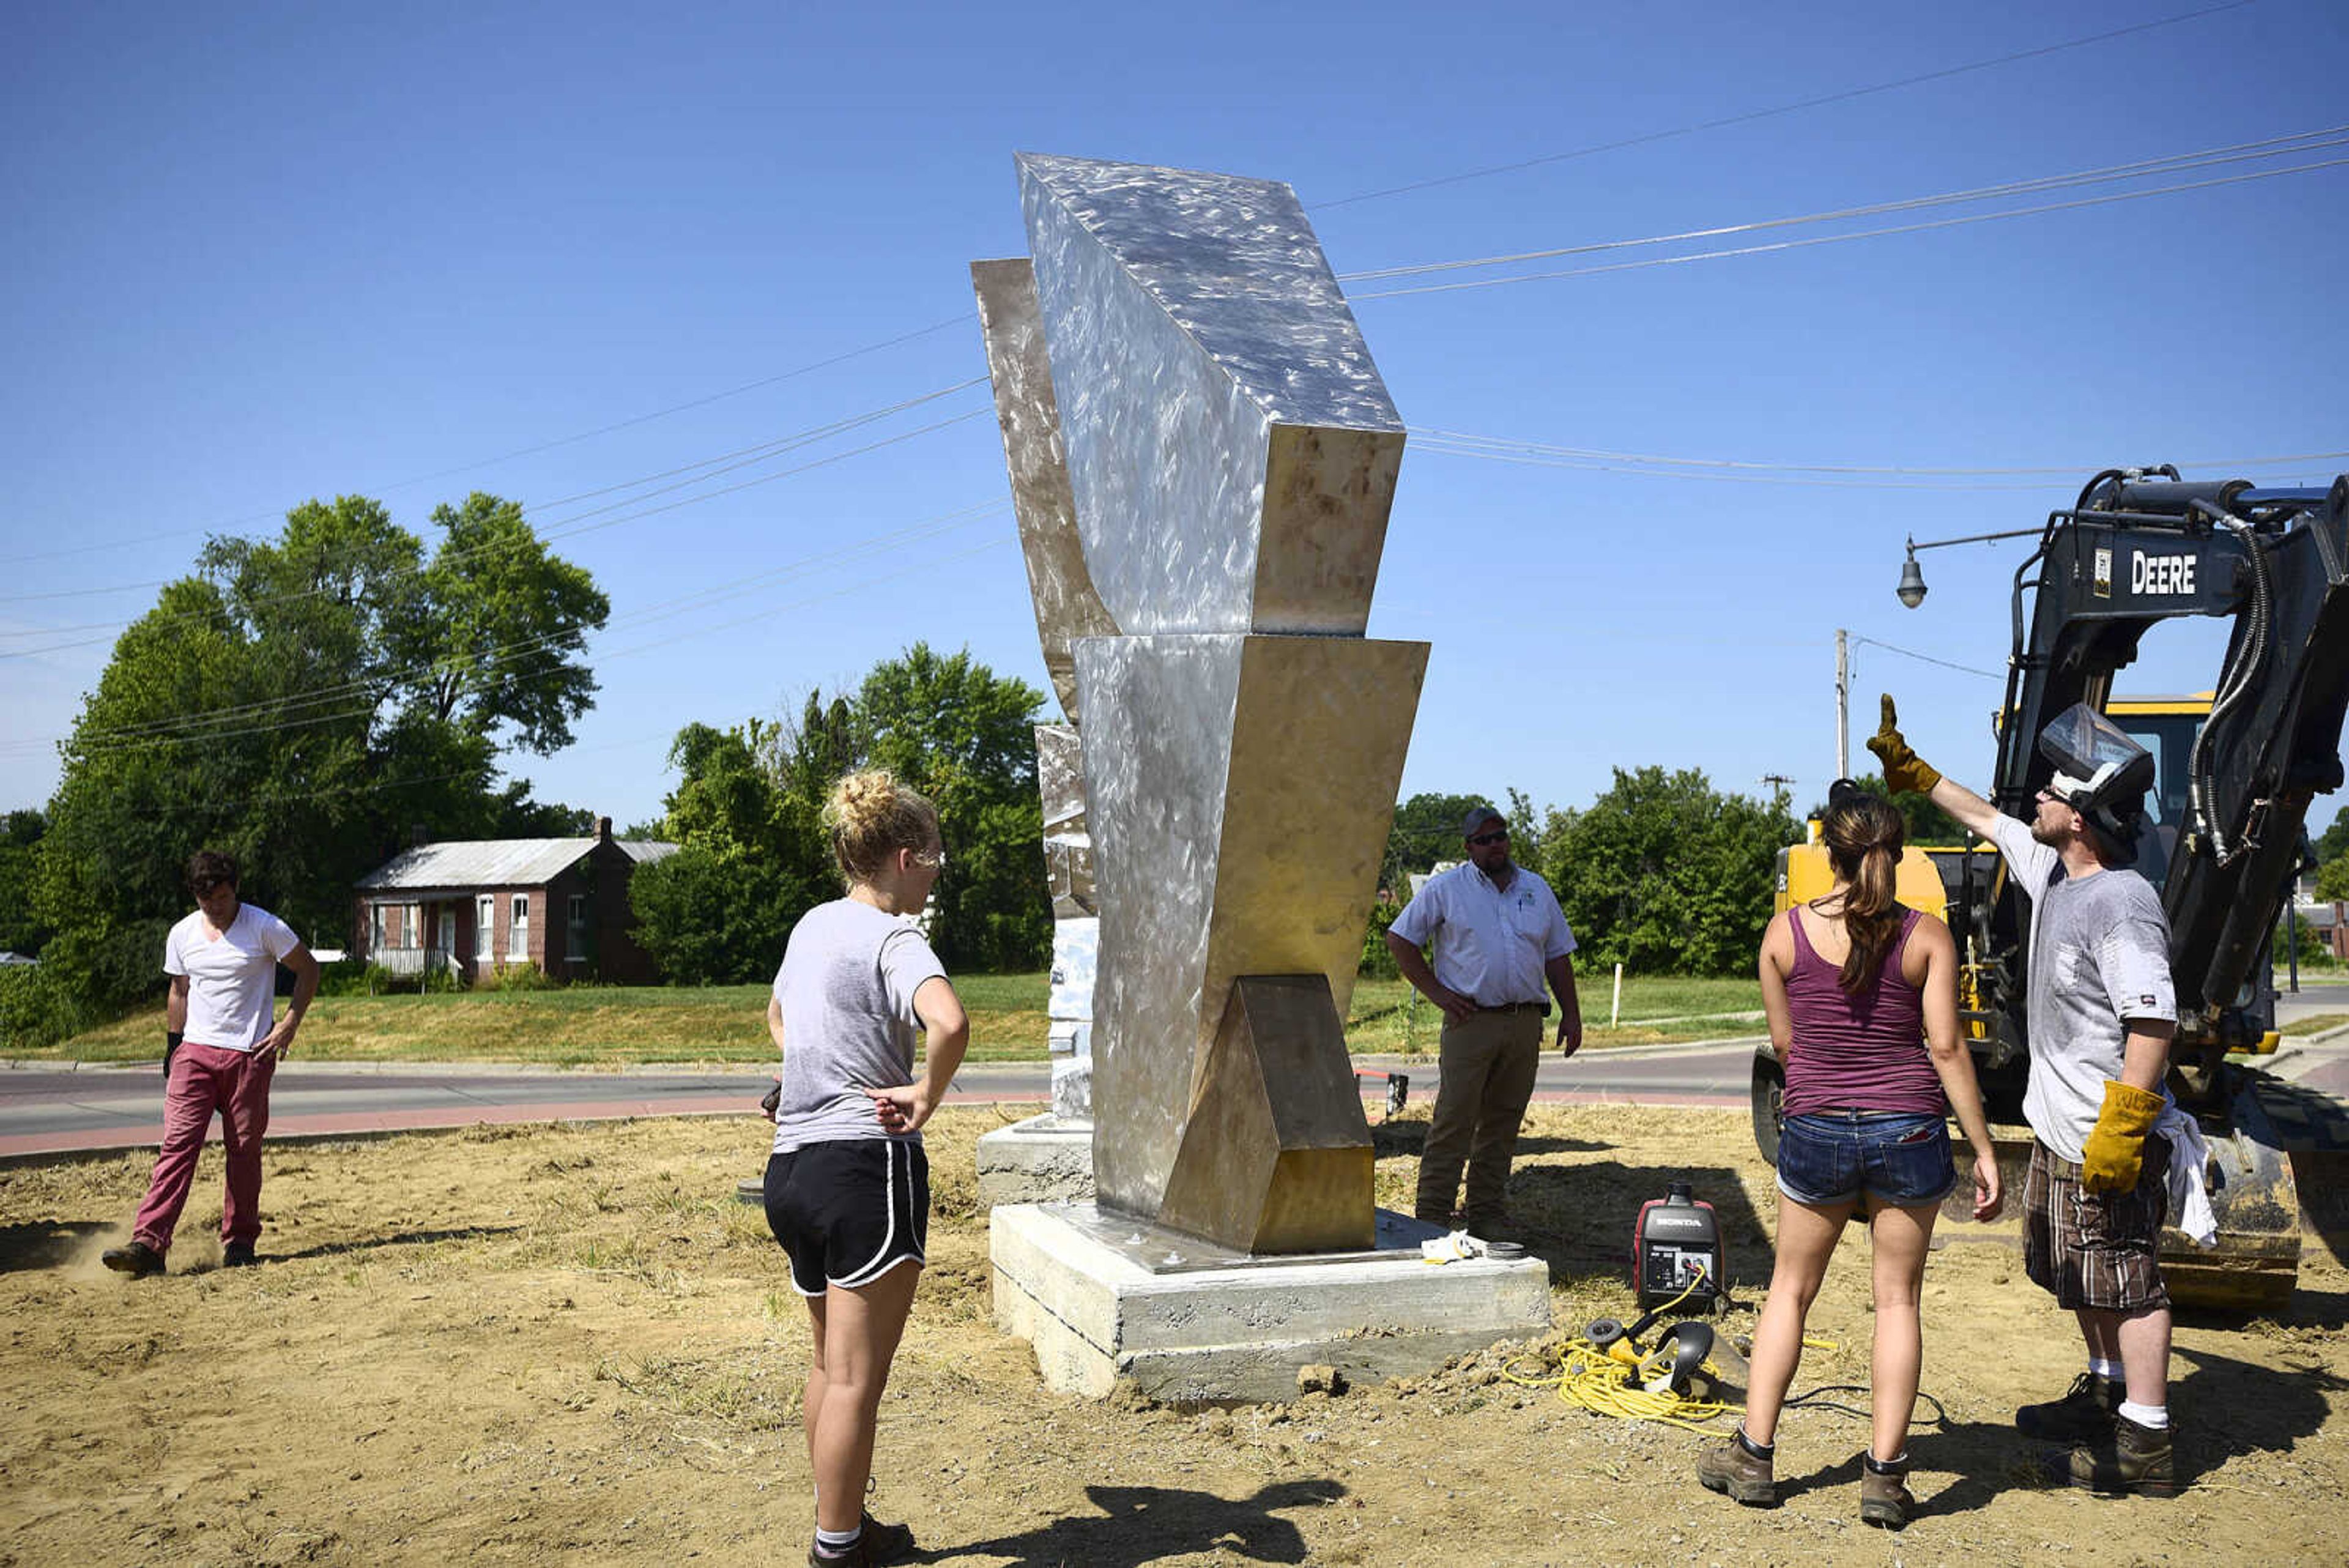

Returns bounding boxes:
[1370,1122,1609,1160]
[0,1218,114,1273]
[267,1224,521,1262]
[946,1478,1345,1567]
[1507,1161,1770,1292]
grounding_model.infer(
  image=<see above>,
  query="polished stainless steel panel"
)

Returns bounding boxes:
[972,259,1119,724]
[1075,633,1427,1225]
[1017,153,1405,636]
[1034,721,1095,918]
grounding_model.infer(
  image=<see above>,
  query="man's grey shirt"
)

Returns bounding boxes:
[1988,814,2176,1161]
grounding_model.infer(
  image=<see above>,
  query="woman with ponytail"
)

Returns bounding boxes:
[1698,782,2000,1528]
[762,770,967,1566]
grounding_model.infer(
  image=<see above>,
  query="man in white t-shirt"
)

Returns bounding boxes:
[103,850,319,1277]
[1871,696,2183,1497]
[1385,804,1583,1239]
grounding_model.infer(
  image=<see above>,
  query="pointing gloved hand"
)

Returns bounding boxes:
[2080,1079,2166,1192]
[1866,695,1943,797]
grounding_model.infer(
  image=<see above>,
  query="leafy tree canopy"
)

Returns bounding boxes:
[634,645,1049,982]
[1526,766,1802,975]
[32,494,606,1014]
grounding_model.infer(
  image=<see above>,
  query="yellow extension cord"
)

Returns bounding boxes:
[1500,1268,1842,1435]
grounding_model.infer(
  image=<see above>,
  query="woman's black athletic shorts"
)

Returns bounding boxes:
[763,1138,929,1296]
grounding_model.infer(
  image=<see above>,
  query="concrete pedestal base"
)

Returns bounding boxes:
[976,1113,1097,1205]
[991,1202,1550,1402]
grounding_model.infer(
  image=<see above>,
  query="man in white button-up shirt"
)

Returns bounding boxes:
[1386,804,1582,1238]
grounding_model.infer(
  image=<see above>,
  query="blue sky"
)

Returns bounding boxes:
[5,1,2345,833]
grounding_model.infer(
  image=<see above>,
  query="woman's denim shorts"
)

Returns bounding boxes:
[1776,1109,1956,1208]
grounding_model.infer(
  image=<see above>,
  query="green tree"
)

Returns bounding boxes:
[852,644,1048,972]
[2315,854,2349,904]
[633,647,1050,981]
[33,494,605,1015]
[1378,791,1488,901]
[1806,773,1968,844]
[2314,806,2349,868]
[0,810,51,957]
[1532,766,1802,975]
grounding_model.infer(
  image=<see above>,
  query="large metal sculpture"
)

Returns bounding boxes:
[976,154,1425,1254]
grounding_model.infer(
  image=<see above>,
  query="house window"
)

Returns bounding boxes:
[566,894,588,965]
[370,903,385,957]
[477,896,494,959]
[510,894,530,960]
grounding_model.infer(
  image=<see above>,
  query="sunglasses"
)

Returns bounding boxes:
[1468,829,1510,846]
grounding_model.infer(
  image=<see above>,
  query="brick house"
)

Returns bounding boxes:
[352,819,679,984]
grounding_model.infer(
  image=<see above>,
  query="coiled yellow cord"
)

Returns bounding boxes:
[1502,1266,1738,1433]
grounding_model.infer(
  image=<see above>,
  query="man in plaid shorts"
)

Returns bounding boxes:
[1871,697,2182,1496]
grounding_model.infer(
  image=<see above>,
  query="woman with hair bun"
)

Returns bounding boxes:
[1698,782,2001,1528]
[762,770,967,1566]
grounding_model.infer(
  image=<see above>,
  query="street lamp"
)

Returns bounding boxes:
[1896,540,1928,608]
[1893,526,2047,609]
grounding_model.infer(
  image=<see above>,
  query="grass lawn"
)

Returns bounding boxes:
[33,970,1764,1068]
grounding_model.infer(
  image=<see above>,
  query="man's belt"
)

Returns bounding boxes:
[1473,1000,1551,1016]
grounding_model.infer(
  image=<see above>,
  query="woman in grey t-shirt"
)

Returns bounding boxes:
[761,771,968,1567]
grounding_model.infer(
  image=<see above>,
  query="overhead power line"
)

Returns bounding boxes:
[1340,124,2348,284]
[1852,636,2003,682]
[10,499,1008,756]
[1310,0,2262,209]
[1350,153,2348,301]
[0,390,993,660]
[0,311,980,569]
[0,377,987,613]
[1410,428,2349,489]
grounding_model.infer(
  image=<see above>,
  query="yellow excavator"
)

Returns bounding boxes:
[1754,468,2349,1311]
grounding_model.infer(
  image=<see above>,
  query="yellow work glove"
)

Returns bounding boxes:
[2080,1079,2165,1193]
[1866,694,1943,797]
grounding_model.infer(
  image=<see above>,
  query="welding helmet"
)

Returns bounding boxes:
[2036,703,2154,852]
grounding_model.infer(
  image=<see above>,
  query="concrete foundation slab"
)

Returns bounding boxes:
[991,1202,1551,1402]
[976,1113,1097,1206]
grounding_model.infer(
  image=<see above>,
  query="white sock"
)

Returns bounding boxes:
[814,1523,863,1557]
[2118,1399,2169,1430]
[2089,1356,2122,1380]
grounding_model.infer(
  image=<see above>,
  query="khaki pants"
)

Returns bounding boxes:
[1415,1007,1543,1230]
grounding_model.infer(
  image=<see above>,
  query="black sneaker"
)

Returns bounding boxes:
[221,1243,258,1268]
[102,1241,165,1278]
[2016,1371,2122,1442]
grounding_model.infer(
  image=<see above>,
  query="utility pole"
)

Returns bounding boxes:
[1835,628,1850,781]
[1760,773,1795,807]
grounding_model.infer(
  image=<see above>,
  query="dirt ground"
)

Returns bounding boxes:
[1,1102,2343,1567]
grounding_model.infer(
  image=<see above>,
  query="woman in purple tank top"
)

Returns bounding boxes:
[1699,785,2001,1527]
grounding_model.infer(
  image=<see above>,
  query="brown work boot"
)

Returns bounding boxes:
[1860,1454,1914,1528]
[101,1241,165,1279]
[1696,1426,1776,1506]
[2016,1370,2121,1441]
[2054,1413,2177,1496]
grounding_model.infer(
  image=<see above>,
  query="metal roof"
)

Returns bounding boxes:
[356,838,679,893]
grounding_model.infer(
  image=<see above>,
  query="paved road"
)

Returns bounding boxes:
[8,1029,2343,1161]
[0,1041,1770,1161]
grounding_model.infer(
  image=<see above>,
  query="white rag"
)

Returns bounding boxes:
[1420,1230,1488,1265]
[2157,1103,2217,1249]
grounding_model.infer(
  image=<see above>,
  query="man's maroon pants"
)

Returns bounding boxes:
[131,1041,275,1255]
